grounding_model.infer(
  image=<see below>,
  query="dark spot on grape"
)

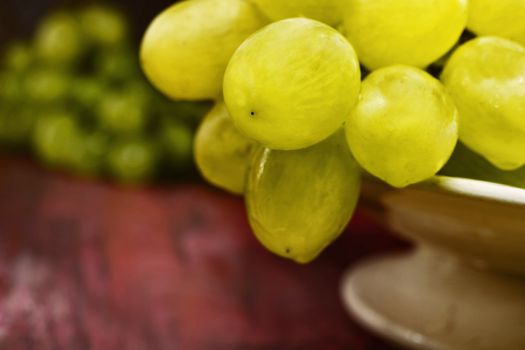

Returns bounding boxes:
[250,111,255,117]
[285,248,291,254]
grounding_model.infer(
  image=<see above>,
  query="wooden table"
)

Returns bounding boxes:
[0,158,407,349]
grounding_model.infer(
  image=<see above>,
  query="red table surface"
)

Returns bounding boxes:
[0,158,409,350]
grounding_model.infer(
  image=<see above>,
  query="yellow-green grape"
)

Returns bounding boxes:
[346,65,458,188]
[96,87,150,135]
[252,0,348,26]
[33,111,81,167]
[0,71,24,102]
[4,42,33,72]
[161,119,194,170]
[194,102,257,195]
[441,37,525,170]
[34,12,84,65]
[25,68,70,103]
[79,5,128,47]
[342,0,468,70]
[246,132,360,263]
[140,0,266,100]
[440,142,525,189]
[224,18,360,150]
[107,138,158,184]
[468,0,525,46]
[0,107,35,147]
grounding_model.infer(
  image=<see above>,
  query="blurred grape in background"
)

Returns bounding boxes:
[0,0,211,184]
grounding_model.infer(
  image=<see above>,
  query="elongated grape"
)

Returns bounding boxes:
[346,65,458,188]
[440,142,525,189]
[224,18,360,150]
[252,0,348,26]
[140,0,266,100]
[246,132,361,263]
[342,0,468,70]
[441,37,525,170]
[195,102,257,195]
[468,0,525,46]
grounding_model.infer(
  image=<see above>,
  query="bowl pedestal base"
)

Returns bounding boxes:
[342,246,525,350]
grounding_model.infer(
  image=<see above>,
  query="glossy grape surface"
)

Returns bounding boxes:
[224,18,361,150]
[246,132,360,263]
[342,0,468,70]
[441,36,525,170]
[346,65,458,188]
[140,0,266,100]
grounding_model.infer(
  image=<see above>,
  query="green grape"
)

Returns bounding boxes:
[440,142,525,189]
[0,71,24,102]
[140,0,266,100]
[441,37,525,170]
[161,119,194,170]
[223,18,361,150]
[4,42,33,72]
[0,106,35,147]
[346,65,458,188]
[25,68,70,103]
[96,87,150,135]
[246,131,361,263]
[107,138,158,183]
[252,0,348,26]
[468,0,525,46]
[71,76,105,108]
[194,102,257,195]
[33,111,81,166]
[69,131,109,176]
[34,12,85,65]
[94,47,140,81]
[79,5,128,47]
[342,0,468,70]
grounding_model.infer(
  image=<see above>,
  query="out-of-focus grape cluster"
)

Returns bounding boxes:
[0,4,211,183]
[140,0,525,262]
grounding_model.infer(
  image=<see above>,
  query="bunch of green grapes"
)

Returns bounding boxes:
[140,0,525,262]
[0,5,211,184]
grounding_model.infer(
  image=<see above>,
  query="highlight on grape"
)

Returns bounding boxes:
[140,0,525,262]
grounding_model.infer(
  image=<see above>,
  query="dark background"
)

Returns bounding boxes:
[0,0,175,48]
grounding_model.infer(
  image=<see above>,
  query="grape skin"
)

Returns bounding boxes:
[468,0,525,47]
[346,65,458,188]
[246,132,361,263]
[194,102,257,195]
[441,36,525,170]
[342,0,468,70]
[223,18,361,150]
[140,0,266,100]
[252,0,349,26]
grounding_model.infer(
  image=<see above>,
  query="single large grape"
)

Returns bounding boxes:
[342,0,468,70]
[468,0,525,46]
[440,142,525,189]
[441,36,525,170]
[246,131,361,263]
[224,18,360,150]
[346,65,458,188]
[194,102,257,195]
[140,0,266,100]
[252,0,348,26]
